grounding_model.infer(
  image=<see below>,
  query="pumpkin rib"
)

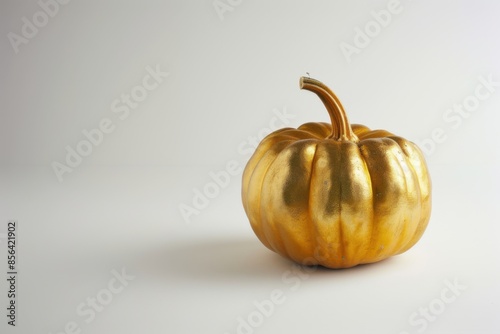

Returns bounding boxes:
[355,145,374,265]
[260,139,313,259]
[259,168,287,256]
[394,141,431,254]
[339,142,374,267]
[298,122,331,138]
[337,143,346,266]
[245,157,273,250]
[306,142,321,264]
[351,124,371,137]
[260,133,303,148]
[374,138,411,259]
[358,129,395,139]
[357,142,376,265]
[276,129,324,140]
[248,140,295,252]
[389,137,424,255]
[384,137,413,256]
[272,140,317,262]
[363,138,402,262]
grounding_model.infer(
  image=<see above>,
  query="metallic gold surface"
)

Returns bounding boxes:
[241,77,432,269]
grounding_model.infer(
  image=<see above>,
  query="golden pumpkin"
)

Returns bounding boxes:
[241,77,431,269]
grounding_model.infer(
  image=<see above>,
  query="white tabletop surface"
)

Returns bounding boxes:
[1,1,499,333]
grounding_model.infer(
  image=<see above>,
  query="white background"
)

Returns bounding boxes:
[1,1,499,333]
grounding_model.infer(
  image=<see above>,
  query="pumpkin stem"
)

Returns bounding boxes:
[300,77,358,142]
